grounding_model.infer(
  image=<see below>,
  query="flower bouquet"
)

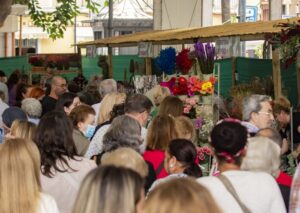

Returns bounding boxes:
[194,41,215,75]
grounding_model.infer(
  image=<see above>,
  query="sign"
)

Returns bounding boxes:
[215,37,240,59]
[138,42,152,57]
[246,6,258,22]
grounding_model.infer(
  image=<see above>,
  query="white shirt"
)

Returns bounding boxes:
[85,124,147,158]
[0,99,8,127]
[197,171,286,213]
[39,193,59,213]
[148,173,187,195]
[41,156,96,213]
[85,124,111,158]
[0,82,8,104]
[92,102,101,125]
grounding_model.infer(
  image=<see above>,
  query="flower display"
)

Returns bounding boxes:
[199,77,216,95]
[197,146,212,161]
[194,41,215,74]
[29,56,44,66]
[160,76,217,96]
[155,47,176,75]
[266,20,300,68]
[176,48,194,74]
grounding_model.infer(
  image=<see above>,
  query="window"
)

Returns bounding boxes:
[94,31,102,40]
[120,31,132,35]
[282,5,286,15]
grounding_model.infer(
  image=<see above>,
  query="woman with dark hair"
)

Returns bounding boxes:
[148,139,202,194]
[55,92,81,115]
[158,96,183,117]
[7,71,20,106]
[34,111,96,213]
[15,83,31,107]
[197,121,286,213]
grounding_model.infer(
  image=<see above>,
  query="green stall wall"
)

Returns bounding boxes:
[0,56,298,106]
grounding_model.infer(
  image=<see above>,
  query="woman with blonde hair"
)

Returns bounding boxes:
[143,178,220,213]
[73,165,145,213]
[97,92,126,124]
[175,116,196,142]
[0,138,59,213]
[6,119,36,141]
[143,115,178,179]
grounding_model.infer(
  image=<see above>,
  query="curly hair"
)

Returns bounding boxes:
[34,111,77,177]
[102,115,142,153]
[21,98,42,118]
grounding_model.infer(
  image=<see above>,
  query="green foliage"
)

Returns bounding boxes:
[12,0,100,40]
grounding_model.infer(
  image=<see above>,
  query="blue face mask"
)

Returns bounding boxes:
[84,124,96,139]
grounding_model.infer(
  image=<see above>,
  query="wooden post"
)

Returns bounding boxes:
[272,49,282,99]
[108,53,113,78]
[145,57,152,75]
[231,57,237,86]
[19,15,23,56]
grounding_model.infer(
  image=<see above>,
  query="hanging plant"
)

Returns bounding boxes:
[266,20,300,68]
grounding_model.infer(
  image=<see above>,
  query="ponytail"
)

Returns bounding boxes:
[183,163,202,178]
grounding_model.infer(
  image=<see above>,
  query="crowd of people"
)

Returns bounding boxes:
[1,69,300,213]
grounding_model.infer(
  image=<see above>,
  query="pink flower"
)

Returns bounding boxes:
[184,107,191,114]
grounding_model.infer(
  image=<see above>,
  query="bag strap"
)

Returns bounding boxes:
[155,160,165,176]
[218,174,251,213]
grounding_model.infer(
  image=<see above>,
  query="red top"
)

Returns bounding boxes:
[276,171,292,187]
[143,149,168,179]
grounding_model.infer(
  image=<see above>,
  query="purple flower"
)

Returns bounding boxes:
[194,117,204,129]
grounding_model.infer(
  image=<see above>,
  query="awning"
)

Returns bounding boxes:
[77,17,300,48]
[15,27,48,39]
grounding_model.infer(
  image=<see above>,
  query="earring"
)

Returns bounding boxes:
[169,164,174,168]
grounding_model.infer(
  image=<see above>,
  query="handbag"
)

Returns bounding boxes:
[218,174,251,213]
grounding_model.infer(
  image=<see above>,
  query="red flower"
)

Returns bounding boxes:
[176,49,194,74]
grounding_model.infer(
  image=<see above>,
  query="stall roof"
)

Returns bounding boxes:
[78,17,300,48]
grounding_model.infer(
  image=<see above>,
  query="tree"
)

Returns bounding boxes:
[1,0,101,39]
[0,0,12,27]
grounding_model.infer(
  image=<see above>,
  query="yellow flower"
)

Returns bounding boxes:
[201,82,213,92]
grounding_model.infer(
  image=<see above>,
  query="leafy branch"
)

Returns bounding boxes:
[13,0,100,40]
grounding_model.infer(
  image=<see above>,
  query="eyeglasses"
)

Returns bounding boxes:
[258,111,274,118]
[55,84,67,88]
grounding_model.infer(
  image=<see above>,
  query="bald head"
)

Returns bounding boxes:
[0,0,12,27]
[50,76,67,98]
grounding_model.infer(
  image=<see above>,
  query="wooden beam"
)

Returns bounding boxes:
[145,57,152,75]
[272,49,282,99]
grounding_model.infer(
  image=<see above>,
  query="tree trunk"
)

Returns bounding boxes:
[221,0,231,23]
[0,0,12,27]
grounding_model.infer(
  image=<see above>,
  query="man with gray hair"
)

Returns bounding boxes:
[242,94,274,136]
[92,78,117,123]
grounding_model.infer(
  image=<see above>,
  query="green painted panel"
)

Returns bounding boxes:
[215,58,233,98]
[81,55,145,81]
[0,56,29,76]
